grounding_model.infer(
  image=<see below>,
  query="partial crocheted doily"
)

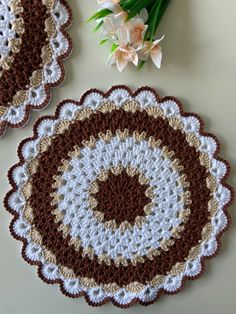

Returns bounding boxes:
[0,0,72,136]
[5,86,233,308]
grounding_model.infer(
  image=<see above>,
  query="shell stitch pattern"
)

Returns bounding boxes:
[4,86,234,308]
[0,0,73,136]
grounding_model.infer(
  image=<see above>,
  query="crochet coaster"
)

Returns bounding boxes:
[0,0,72,136]
[5,86,233,308]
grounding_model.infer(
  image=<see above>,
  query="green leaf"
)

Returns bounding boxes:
[156,0,171,29]
[146,0,163,41]
[146,0,157,12]
[120,0,136,11]
[125,0,154,20]
[93,20,104,32]
[145,0,171,41]
[138,60,146,69]
[111,43,118,53]
[99,39,109,45]
[87,8,112,22]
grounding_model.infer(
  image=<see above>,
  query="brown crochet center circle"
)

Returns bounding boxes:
[94,170,150,225]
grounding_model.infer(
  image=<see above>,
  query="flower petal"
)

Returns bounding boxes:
[138,42,151,61]
[98,1,121,13]
[112,11,127,27]
[103,16,116,33]
[132,52,139,66]
[117,25,130,46]
[116,56,128,72]
[153,35,165,46]
[107,52,116,66]
[151,48,162,69]
[139,8,149,23]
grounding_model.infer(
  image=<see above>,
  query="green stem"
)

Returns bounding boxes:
[93,20,104,32]
[156,0,171,29]
[145,0,171,41]
[138,60,146,69]
[121,0,154,20]
[87,8,112,22]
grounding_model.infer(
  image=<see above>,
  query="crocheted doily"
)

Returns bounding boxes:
[5,86,233,308]
[0,0,72,136]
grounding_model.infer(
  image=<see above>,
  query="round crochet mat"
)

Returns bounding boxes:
[0,0,72,136]
[5,86,233,308]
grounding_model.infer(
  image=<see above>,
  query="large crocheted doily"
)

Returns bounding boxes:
[5,86,233,307]
[0,0,72,136]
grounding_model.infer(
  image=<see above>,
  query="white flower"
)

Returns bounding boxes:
[139,36,164,69]
[108,21,140,72]
[108,45,139,72]
[127,17,148,47]
[98,0,121,13]
[100,11,128,40]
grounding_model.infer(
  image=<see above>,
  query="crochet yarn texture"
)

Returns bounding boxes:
[5,86,233,308]
[0,0,72,136]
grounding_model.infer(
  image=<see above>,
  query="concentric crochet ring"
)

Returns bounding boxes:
[0,0,72,136]
[5,86,233,308]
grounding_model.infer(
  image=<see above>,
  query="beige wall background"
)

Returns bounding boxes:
[0,0,236,313]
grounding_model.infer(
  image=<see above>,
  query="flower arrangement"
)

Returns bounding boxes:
[88,0,171,72]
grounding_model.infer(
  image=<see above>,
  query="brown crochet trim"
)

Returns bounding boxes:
[0,0,73,137]
[4,86,234,308]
